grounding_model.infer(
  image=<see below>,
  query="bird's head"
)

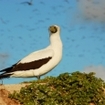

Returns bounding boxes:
[49,25,60,34]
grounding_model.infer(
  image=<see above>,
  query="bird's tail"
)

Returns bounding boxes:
[0,65,14,79]
[0,66,13,73]
[0,73,11,79]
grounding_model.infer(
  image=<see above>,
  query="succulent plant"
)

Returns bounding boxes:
[9,71,105,105]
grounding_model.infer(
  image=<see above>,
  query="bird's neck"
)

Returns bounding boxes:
[50,33,62,50]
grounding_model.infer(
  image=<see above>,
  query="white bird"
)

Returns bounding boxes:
[0,25,63,80]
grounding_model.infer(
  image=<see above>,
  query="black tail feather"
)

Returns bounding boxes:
[0,66,13,73]
[0,66,13,79]
[0,73,12,79]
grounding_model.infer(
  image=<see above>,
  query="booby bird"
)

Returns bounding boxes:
[0,25,63,80]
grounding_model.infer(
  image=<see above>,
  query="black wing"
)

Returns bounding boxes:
[0,57,52,73]
[0,57,52,79]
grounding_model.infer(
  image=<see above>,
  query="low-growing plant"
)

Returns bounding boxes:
[9,71,105,105]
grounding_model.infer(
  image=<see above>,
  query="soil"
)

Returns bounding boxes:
[0,83,30,105]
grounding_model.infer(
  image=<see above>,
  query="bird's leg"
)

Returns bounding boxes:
[37,76,40,80]
[0,79,3,85]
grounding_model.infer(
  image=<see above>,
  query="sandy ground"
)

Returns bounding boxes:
[0,83,30,105]
[0,83,30,93]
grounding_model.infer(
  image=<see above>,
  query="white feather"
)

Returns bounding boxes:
[19,47,54,64]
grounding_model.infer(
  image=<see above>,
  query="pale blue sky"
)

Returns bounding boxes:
[0,0,105,84]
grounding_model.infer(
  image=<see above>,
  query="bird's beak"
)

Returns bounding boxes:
[49,26,57,33]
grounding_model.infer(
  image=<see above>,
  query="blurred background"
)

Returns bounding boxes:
[0,0,105,84]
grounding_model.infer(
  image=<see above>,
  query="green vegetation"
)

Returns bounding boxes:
[9,71,105,105]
